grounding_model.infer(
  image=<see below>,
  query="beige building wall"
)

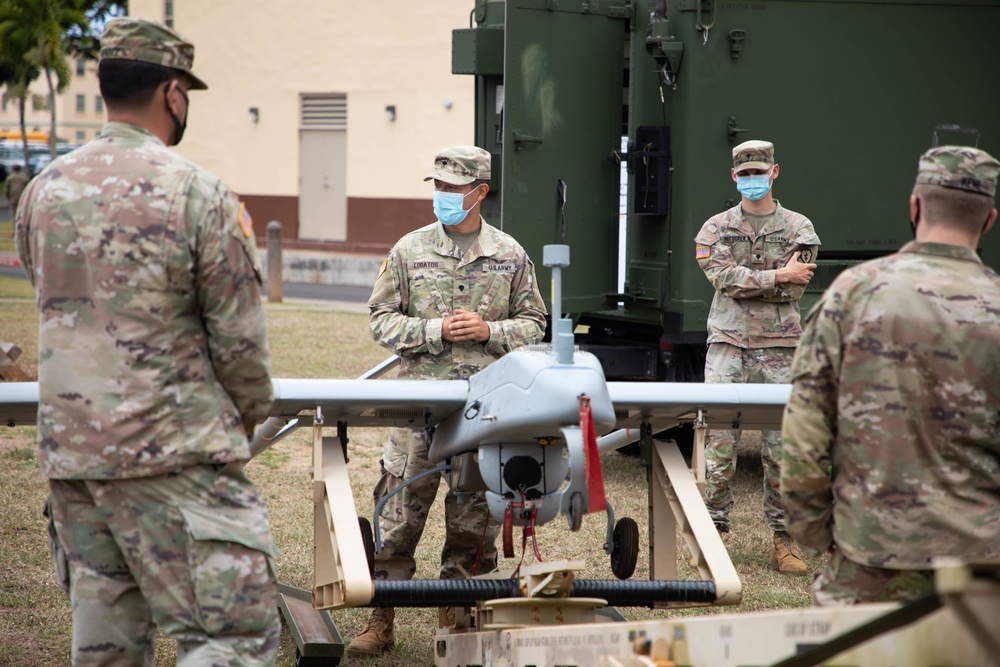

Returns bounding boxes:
[0,56,105,145]
[130,0,476,252]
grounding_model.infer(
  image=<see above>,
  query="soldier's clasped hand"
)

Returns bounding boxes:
[443,309,490,343]
[777,251,816,285]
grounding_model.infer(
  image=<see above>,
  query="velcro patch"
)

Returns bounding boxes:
[696,245,711,260]
[238,202,253,239]
[485,263,516,272]
[377,256,388,279]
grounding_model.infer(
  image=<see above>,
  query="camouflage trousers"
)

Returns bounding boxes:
[813,549,935,606]
[375,427,499,581]
[47,463,280,666]
[703,342,793,532]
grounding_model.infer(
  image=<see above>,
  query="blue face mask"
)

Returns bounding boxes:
[736,170,773,201]
[433,189,478,226]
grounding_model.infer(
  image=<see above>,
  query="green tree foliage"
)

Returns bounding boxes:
[67,1,127,60]
[0,0,90,157]
[0,0,118,160]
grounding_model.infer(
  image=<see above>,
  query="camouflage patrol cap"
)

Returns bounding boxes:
[915,145,999,198]
[423,146,491,185]
[733,140,775,174]
[100,17,208,90]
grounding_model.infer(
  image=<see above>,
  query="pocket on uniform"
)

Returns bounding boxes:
[179,504,279,635]
[179,504,280,559]
[475,272,510,319]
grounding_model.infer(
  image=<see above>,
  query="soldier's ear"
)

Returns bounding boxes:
[983,208,997,235]
[909,195,920,224]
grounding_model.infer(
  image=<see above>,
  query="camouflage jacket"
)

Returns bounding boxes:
[695,202,820,348]
[15,122,273,480]
[5,170,30,206]
[781,242,1000,568]
[368,218,547,380]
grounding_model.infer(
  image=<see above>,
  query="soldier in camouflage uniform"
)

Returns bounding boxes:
[5,164,31,218]
[14,19,279,665]
[694,140,820,574]
[348,146,547,657]
[781,146,1000,605]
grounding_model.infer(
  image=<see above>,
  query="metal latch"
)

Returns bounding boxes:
[729,29,746,61]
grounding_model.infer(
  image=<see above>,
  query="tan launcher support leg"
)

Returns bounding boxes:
[648,437,741,606]
[311,407,373,609]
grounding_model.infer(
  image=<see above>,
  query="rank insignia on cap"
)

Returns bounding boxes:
[238,202,253,238]
[696,245,711,260]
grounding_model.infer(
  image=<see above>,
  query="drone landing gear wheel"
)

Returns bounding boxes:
[567,492,584,532]
[610,517,639,580]
[358,516,375,576]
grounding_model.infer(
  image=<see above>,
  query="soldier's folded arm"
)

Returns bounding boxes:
[780,296,842,556]
[694,227,771,299]
[769,243,820,302]
[193,181,274,434]
[369,248,445,356]
[697,251,770,299]
[484,258,547,356]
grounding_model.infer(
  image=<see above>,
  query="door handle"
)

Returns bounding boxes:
[512,130,543,150]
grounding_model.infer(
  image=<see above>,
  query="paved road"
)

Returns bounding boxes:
[0,264,370,304]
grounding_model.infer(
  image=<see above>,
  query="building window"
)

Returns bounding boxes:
[76,94,85,113]
[95,96,103,113]
[165,0,174,27]
[76,131,85,142]
[76,59,85,76]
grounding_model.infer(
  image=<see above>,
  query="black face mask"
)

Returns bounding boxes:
[164,83,188,146]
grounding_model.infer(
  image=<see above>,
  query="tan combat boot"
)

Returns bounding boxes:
[346,607,395,657]
[771,531,808,575]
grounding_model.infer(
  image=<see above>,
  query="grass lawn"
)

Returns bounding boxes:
[0,217,14,254]
[0,278,826,665]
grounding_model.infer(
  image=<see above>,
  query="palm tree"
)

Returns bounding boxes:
[0,22,40,168]
[0,0,89,160]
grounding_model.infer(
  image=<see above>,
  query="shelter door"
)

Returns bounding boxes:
[299,94,347,241]
[497,5,626,316]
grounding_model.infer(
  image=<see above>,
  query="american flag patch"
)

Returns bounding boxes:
[696,245,711,259]
[238,202,253,239]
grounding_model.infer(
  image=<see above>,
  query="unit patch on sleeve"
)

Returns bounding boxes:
[238,201,254,239]
[695,245,711,260]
